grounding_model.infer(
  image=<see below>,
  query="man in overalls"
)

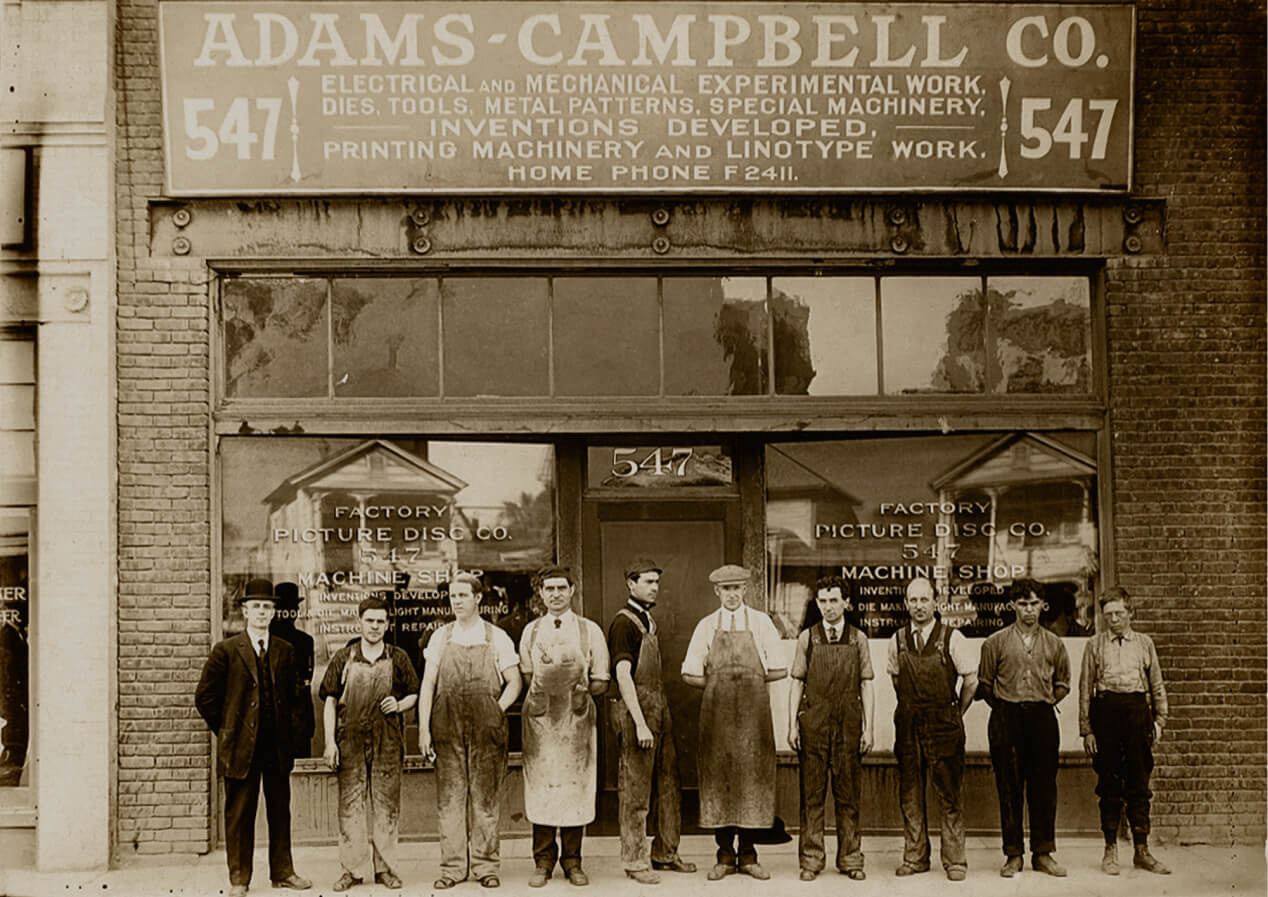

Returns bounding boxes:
[608,558,696,885]
[519,566,611,888]
[418,573,522,889]
[890,576,977,882]
[320,596,420,892]
[683,564,786,881]
[787,576,875,881]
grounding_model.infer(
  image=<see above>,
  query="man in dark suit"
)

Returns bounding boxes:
[196,578,312,897]
[270,581,316,756]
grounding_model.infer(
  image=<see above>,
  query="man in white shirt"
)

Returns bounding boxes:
[418,574,522,889]
[682,564,786,881]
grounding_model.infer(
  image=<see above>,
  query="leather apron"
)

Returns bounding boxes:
[612,608,667,731]
[698,607,776,829]
[522,615,597,826]
[894,622,964,761]
[797,623,862,749]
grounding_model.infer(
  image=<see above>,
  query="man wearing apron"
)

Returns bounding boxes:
[787,576,875,881]
[608,558,696,885]
[519,566,611,888]
[320,596,420,892]
[418,573,522,889]
[889,576,977,882]
[682,565,786,881]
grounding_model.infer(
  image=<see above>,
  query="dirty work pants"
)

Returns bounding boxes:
[1089,693,1154,845]
[896,717,966,871]
[615,700,682,871]
[337,734,402,877]
[988,701,1058,857]
[435,712,506,880]
[799,728,864,873]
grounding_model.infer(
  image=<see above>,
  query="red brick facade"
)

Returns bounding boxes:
[113,0,1266,859]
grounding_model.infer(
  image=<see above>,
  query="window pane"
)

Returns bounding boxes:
[442,278,548,397]
[765,431,1098,640]
[774,278,877,395]
[0,508,29,788]
[332,278,439,397]
[553,278,658,396]
[221,436,556,757]
[988,277,1092,394]
[223,278,328,398]
[882,277,984,394]
[663,277,767,395]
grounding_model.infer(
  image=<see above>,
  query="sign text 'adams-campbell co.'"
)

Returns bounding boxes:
[158,2,1135,194]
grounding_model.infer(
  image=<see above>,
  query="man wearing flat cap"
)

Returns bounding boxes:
[195,578,312,897]
[683,564,787,881]
[608,558,696,885]
[270,582,316,756]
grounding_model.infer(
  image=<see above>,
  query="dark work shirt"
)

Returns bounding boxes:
[608,601,652,678]
[318,640,420,703]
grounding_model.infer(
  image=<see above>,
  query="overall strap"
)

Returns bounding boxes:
[616,606,649,636]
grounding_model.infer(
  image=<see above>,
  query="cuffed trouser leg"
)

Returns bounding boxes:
[532,825,559,871]
[559,826,584,872]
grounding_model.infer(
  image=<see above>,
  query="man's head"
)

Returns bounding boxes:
[239,578,277,631]
[625,558,662,608]
[815,575,848,626]
[1007,578,1047,627]
[358,595,390,645]
[709,565,750,612]
[536,565,576,616]
[1098,586,1133,637]
[904,576,936,626]
[448,573,483,621]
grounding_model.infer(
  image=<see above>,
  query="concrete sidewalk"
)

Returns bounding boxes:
[2,836,1264,897]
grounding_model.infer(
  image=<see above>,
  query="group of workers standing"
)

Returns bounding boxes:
[194,564,1172,896]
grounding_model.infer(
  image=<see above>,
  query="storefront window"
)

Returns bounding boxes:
[662,277,767,396]
[223,277,329,398]
[332,278,439,398]
[773,277,877,395]
[988,276,1092,393]
[442,278,550,397]
[765,431,1099,639]
[0,332,33,789]
[882,277,986,394]
[554,277,659,396]
[221,437,556,757]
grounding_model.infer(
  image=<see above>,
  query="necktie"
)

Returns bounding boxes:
[554,617,562,629]
[258,638,266,658]
[829,626,839,643]
[914,630,925,652]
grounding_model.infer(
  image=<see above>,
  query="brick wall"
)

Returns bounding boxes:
[1104,0,1268,843]
[113,0,1266,859]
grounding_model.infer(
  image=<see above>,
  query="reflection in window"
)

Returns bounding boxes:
[764,432,1098,639]
[332,279,439,397]
[0,332,33,789]
[988,277,1092,394]
[663,277,767,395]
[774,278,878,395]
[553,278,659,396]
[221,437,555,756]
[882,277,984,394]
[442,278,549,397]
[223,278,329,397]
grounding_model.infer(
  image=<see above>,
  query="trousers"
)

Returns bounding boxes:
[532,824,584,872]
[223,758,295,887]
[1090,693,1154,844]
[987,701,1059,857]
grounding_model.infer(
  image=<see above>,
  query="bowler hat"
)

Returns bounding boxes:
[708,564,750,584]
[624,557,662,580]
[238,578,276,604]
[273,581,301,609]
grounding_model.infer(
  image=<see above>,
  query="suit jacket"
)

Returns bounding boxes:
[195,631,303,779]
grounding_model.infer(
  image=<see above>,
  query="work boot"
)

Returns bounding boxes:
[999,856,1023,878]
[652,857,697,874]
[528,867,551,888]
[706,863,735,881]
[625,869,660,885]
[1101,844,1120,875]
[738,862,769,880]
[1032,853,1067,877]
[1133,845,1172,875]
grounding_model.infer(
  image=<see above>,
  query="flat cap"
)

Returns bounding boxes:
[624,557,662,580]
[709,564,751,584]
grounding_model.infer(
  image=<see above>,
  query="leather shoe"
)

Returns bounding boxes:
[1133,846,1171,875]
[946,868,966,882]
[895,863,928,876]
[565,867,589,887]
[1102,844,1120,875]
[706,863,735,881]
[843,869,865,881]
[272,873,312,890]
[652,858,697,874]
[433,877,459,890]
[626,869,661,884]
[332,872,361,892]
[1032,853,1066,877]
[1000,856,1023,878]
[228,887,248,897]
[479,875,500,888]
[739,863,770,880]
[529,867,551,888]
[375,871,403,889]
[799,869,817,881]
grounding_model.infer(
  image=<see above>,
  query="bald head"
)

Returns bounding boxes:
[905,576,936,625]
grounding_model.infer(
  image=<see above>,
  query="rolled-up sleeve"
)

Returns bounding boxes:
[756,612,785,671]
[790,631,811,681]
[586,620,611,681]
[681,616,713,678]
[518,620,535,675]
[1052,636,1072,694]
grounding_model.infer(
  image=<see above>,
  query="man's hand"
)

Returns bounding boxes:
[635,722,654,749]
[860,731,873,755]
[1153,722,1163,744]
[420,733,434,763]
[788,724,801,751]
[1083,733,1098,756]
[323,743,339,770]
[379,696,399,714]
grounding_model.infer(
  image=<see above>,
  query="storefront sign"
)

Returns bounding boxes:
[158,2,1134,194]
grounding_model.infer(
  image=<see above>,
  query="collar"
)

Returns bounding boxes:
[453,614,486,635]
[355,638,388,662]
[544,609,576,627]
[625,599,652,621]
[911,619,936,640]
[822,619,844,637]
[1109,628,1135,642]
[245,628,270,651]
[1011,621,1043,642]
[718,605,748,622]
